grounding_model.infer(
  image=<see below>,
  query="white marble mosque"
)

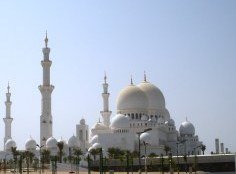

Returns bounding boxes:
[0,34,204,159]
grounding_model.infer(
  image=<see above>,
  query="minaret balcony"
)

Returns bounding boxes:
[41,60,52,67]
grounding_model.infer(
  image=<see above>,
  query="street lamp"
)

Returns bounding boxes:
[143,141,149,174]
[176,139,186,174]
[36,144,44,174]
[194,145,202,174]
[137,128,152,174]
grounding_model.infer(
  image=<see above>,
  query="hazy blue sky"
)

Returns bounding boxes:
[0,1,235,153]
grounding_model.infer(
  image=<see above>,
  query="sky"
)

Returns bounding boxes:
[0,1,235,153]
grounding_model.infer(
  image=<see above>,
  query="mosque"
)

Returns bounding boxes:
[0,35,203,159]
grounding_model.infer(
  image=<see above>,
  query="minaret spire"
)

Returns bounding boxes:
[3,83,13,149]
[144,71,147,82]
[45,31,48,48]
[7,82,10,93]
[39,33,54,147]
[100,73,112,127]
[130,75,133,85]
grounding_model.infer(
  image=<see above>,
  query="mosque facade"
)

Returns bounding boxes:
[1,35,203,159]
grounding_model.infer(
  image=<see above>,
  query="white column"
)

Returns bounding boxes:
[100,74,112,127]
[215,138,219,154]
[220,143,224,154]
[38,33,54,147]
[3,84,13,149]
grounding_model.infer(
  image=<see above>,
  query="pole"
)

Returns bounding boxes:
[88,154,91,174]
[177,142,179,174]
[138,133,141,173]
[144,142,147,174]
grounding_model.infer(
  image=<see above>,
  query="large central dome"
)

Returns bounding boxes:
[138,81,165,110]
[117,84,148,112]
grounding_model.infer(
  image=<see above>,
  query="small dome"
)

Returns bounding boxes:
[110,114,130,129]
[46,137,57,149]
[92,122,107,130]
[80,118,85,125]
[140,132,152,145]
[92,143,102,149]
[57,137,67,144]
[68,135,79,148]
[25,137,37,150]
[138,81,165,110]
[179,120,195,136]
[140,130,159,146]
[90,135,98,145]
[165,119,175,126]
[5,139,16,150]
[116,84,148,112]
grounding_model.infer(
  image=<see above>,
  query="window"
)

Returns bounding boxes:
[79,130,83,140]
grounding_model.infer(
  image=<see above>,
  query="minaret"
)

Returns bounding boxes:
[100,73,112,127]
[38,32,54,146]
[3,83,13,149]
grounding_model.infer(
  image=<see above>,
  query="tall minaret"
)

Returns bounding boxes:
[38,32,54,146]
[100,73,112,127]
[3,83,13,149]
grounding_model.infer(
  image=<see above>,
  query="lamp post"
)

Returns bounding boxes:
[36,144,44,174]
[137,128,152,174]
[194,145,202,174]
[176,142,180,174]
[87,153,91,174]
[99,148,104,174]
[143,141,149,174]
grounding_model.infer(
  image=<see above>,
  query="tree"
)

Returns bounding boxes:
[164,145,171,156]
[11,147,19,172]
[73,148,83,169]
[57,142,64,163]
[89,148,100,161]
[201,145,206,155]
[41,149,50,170]
[22,151,35,174]
[148,152,158,158]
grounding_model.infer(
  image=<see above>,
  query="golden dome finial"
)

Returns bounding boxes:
[130,75,133,85]
[144,71,147,82]
[104,71,107,84]
[7,81,10,93]
[44,30,48,48]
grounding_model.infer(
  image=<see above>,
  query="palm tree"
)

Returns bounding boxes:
[11,147,19,172]
[41,149,50,171]
[89,148,100,161]
[107,147,116,159]
[73,148,83,172]
[164,145,171,156]
[23,151,35,174]
[201,145,206,155]
[57,142,64,163]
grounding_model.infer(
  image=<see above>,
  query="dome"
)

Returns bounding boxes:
[90,135,98,145]
[140,132,152,144]
[25,137,37,150]
[92,143,102,149]
[116,84,148,112]
[92,122,107,130]
[179,120,195,135]
[46,137,57,149]
[5,139,16,150]
[140,130,159,146]
[138,81,165,110]
[110,114,130,129]
[80,118,85,125]
[165,119,175,126]
[68,135,79,148]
